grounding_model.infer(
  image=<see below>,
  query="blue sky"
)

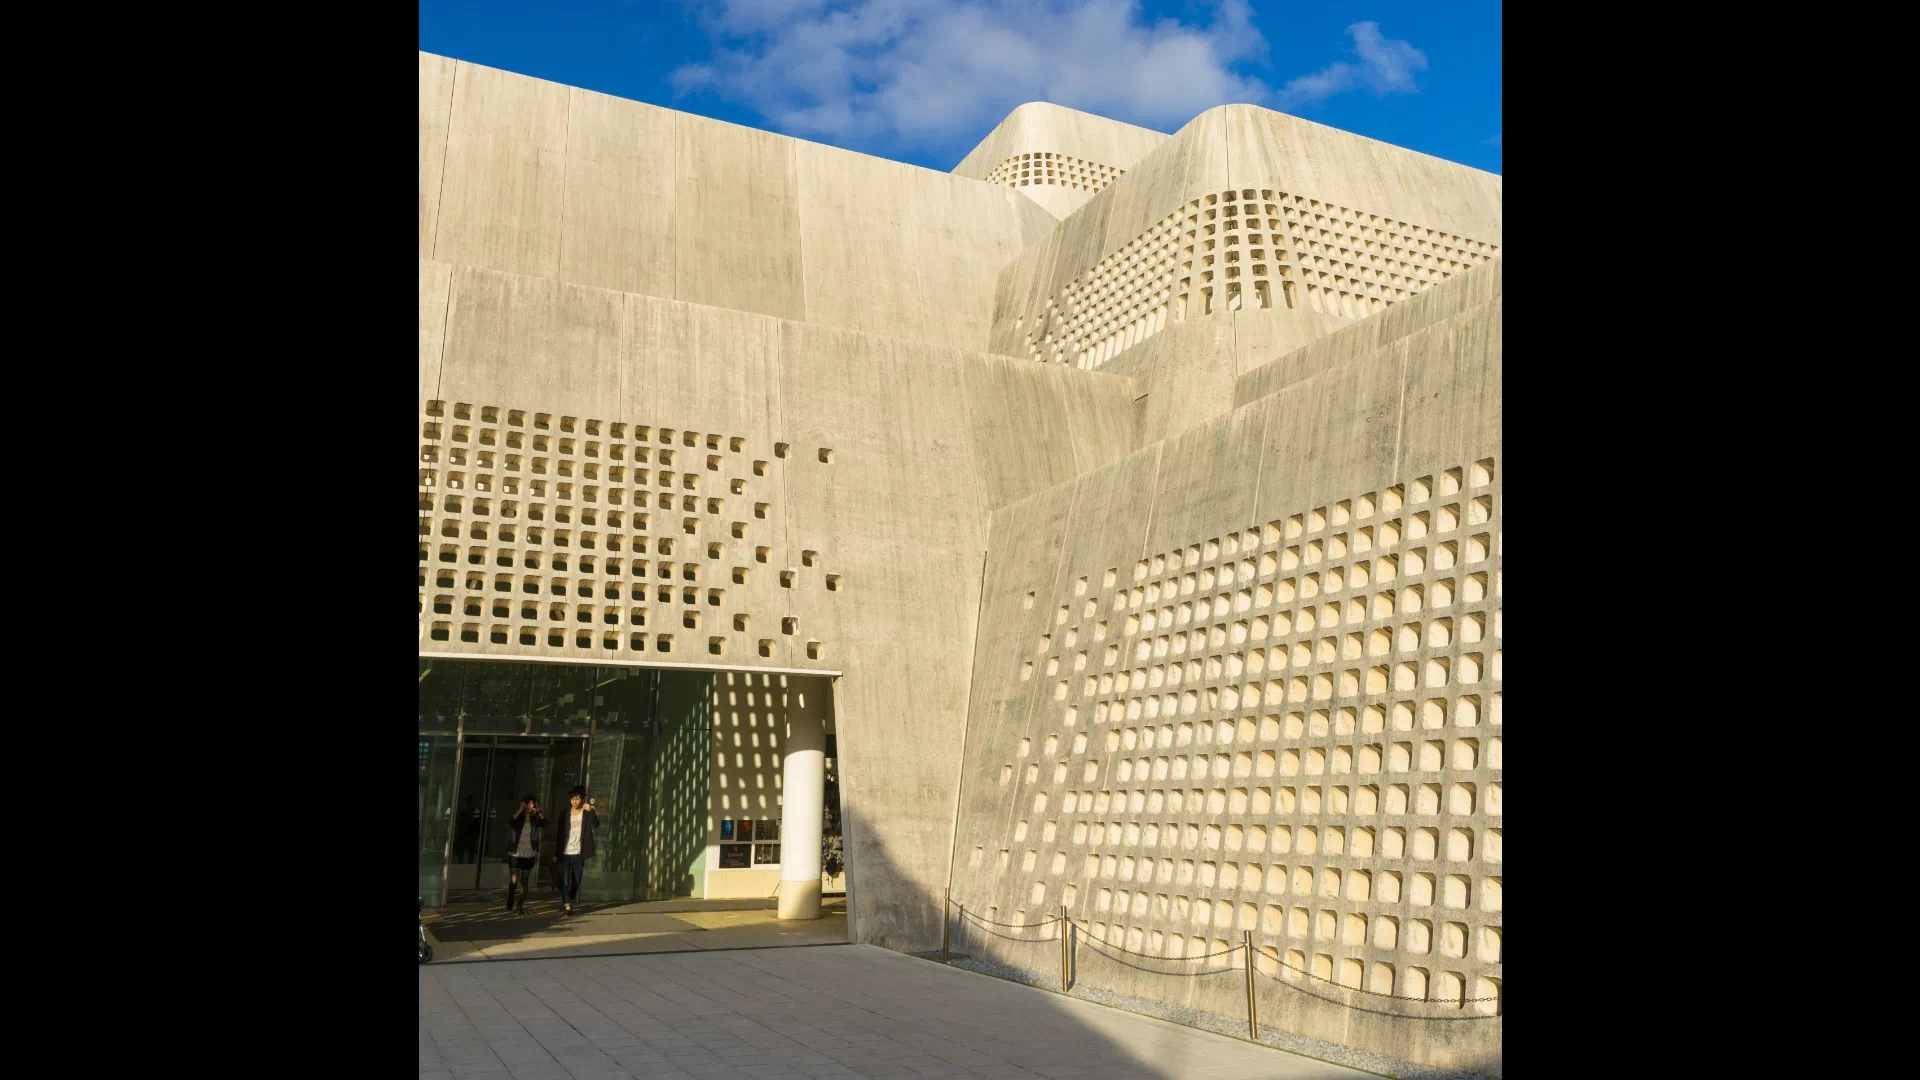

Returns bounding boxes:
[419,1,1500,175]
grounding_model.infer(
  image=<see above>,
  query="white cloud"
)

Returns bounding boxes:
[669,3,1426,158]
[1484,133,1501,147]
[1274,21,1427,110]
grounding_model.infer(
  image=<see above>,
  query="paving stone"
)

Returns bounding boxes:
[423,945,1379,1080]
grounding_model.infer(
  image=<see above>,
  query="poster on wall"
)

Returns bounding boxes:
[737,819,754,842]
[760,819,780,841]
[720,819,734,841]
[719,844,750,868]
[753,844,781,865]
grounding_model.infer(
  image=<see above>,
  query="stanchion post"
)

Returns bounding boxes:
[942,889,950,963]
[1059,906,1071,994]
[1244,931,1258,1040]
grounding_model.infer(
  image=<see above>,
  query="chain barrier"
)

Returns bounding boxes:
[1076,934,1241,978]
[1071,919,1240,960]
[943,895,1501,1018]
[957,908,1062,942]
[1252,958,1499,1003]
[946,899,1059,929]
[1252,965,1503,1021]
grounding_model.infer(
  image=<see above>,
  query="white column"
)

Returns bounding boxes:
[777,711,825,920]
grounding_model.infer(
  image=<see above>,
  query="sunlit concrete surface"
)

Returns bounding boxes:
[425,898,850,964]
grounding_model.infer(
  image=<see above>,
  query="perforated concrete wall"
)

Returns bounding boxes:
[1004,186,1498,370]
[987,106,1503,373]
[419,400,837,663]
[418,56,1503,1072]
[419,258,1138,952]
[949,265,1502,1076]
[984,152,1127,194]
[951,101,1169,220]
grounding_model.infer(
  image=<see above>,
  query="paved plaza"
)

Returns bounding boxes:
[420,941,1376,1080]
[425,897,851,963]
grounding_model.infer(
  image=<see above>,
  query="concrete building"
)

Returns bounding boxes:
[419,51,1500,1075]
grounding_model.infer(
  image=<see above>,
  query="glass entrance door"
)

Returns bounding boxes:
[476,743,538,890]
[447,736,588,899]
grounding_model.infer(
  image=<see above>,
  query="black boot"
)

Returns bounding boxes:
[505,882,517,912]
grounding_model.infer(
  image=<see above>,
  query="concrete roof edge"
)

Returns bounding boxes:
[1182,102,1503,182]
[422,50,1031,193]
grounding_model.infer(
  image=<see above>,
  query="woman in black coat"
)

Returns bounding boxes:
[503,795,544,914]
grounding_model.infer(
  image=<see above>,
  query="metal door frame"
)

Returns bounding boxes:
[438,727,591,902]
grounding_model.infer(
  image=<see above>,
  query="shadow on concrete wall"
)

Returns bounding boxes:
[641,672,712,899]
[571,669,713,903]
[842,802,1503,1080]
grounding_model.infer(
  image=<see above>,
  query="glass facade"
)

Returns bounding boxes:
[418,733,458,904]
[417,659,712,907]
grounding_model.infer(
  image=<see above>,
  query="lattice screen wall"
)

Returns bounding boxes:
[985,152,1127,195]
[964,459,1502,1012]
[418,400,840,664]
[1012,188,1501,369]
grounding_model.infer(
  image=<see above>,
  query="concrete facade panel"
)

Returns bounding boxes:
[1056,363,1141,479]
[433,60,569,278]
[1128,319,1239,446]
[558,88,677,298]
[1015,194,1063,246]
[419,53,455,257]
[618,292,782,441]
[441,265,626,417]
[905,174,1042,350]
[795,143,928,343]
[961,357,1101,510]
[673,113,808,322]
[419,258,452,413]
